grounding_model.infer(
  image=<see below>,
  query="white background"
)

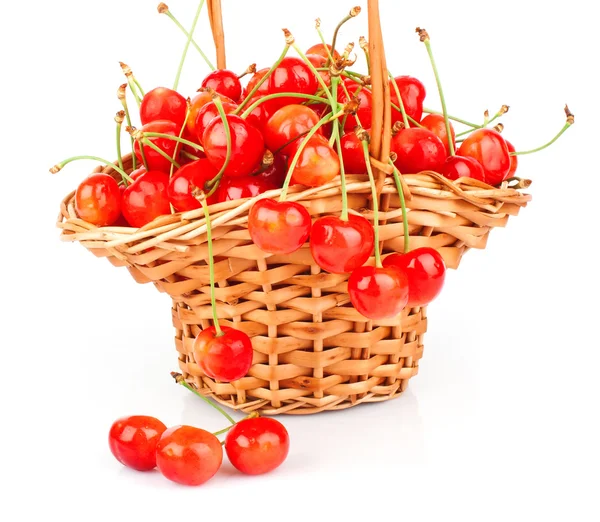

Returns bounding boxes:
[1,1,598,520]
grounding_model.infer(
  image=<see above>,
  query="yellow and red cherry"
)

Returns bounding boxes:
[201,69,242,102]
[264,104,321,155]
[348,266,409,320]
[186,90,234,138]
[121,171,171,228]
[75,173,121,226]
[133,120,180,173]
[167,159,218,212]
[289,134,340,187]
[457,128,510,185]
[305,42,340,60]
[391,128,446,174]
[140,86,187,130]
[194,100,238,144]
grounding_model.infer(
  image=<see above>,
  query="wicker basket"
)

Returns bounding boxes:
[57,0,531,415]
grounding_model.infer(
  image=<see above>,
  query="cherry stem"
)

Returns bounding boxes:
[361,138,382,268]
[173,0,205,91]
[137,137,150,171]
[417,28,455,156]
[118,84,137,170]
[359,37,371,75]
[291,40,336,107]
[328,76,348,221]
[315,19,336,62]
[279,109,344,201]
[212,411,259,437]
[50,156,133,184]
[422,108,479,128]
[139,136,181,169]
[212,425,234,437]
[182,150,201,161]
[388,72,410,128]
[235,43,290,114]
[171,372,235,424]
[455,106,509,137]
[142,132,204,152]
[120,63,142,107]
[115,112,125,174]
[159,4,216,71]
[204,95,231,197]
[201,200,223,337]
[330,7,361,65]
[170,102,193,179]
[389,161,410,253]
[511,107,574,155]
[240,92,332,120]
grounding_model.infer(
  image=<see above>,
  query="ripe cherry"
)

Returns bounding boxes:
[121,171,171,228]
[193,326,254,382]
[310,214,374,274]
[267,56,319,110]
[129,166,147,181]
[186,90,234,137]
[108,415,167,471]
[156,425,223,486]
[75,173,121,226]
[306,53,330,86]
[383,247,446,307]
[506,140,518,177]
[168,159,218,212]
[256,153,288,187]
[248,199,311,255]
[216,175,276,203]
[348,266,409,320]
[201,69,242,102]
[339,79,372,132]
[390,76,426,124]
[289,134,340,187]
[203,114,265,177]
[457,128,510,185]
[194,100,238,144]
[391,128,446,174]
[225,417,290,475]
[243,96,276,133]
[264,104,321,155]
[134,120,180,173]
[140,87,187,130]
[420,114,456,156]
[305,42,340,60]
[441,155,485,182]
[340,131,368,174]
[242,67,270,98]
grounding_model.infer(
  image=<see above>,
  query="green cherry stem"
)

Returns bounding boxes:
[329,75,340,147]
[158,2,216,71]
[50,156,133,184]
[204,94,231,197]
[170,99,193,179]
[181,150,201,161]
[115,111,125,173]
[330,6,361,64]
[173,0,205,91]
[143,132,204,152]
[117,83,137,170]
[315,19,336,62]
[360,134,382,268]
[389,160,410,253]
[511,105,574,156]
[240,92,332,119]
[388,71,409,128]
[131,129,181,169]
[422,107,479,128]
[201,199,223,337]
[455,105,510,137]
[416,27,455,156]
[119,62,142,107]
[171,372,235,424]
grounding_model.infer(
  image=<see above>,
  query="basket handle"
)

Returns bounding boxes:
[207,0,226,69]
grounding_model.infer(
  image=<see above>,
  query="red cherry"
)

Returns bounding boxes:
[305,43,340,60]
[390,76,426,123]
[310,215,374,274]
[244,97,276,133]
[186,91,234,137]
[140,87,186,130]
[121,171,171,228]
[288,134,340,187]
[339,79,372,132]
[242,67,270,98]
[457,128,510,185]
[348,266,409,320]
[216,175,276,203]
[267,57,319,110]
[383,247,446,307]
[256,153,288,187]
[168,159,218,212]
[340,131,368,174]
[420,114,456,156]
[391,128,446,174]
[75,173,121,226]
[194,101,238,144]
[129,166,147,181]
[108,415,167,471]
[264,104,321,155]
[193,326,253,382]
[133,120,180,173]
[156,426,223,486]
[306,54,330,86]
[201,69,242,102]
[225,417,289,475]
[203,114,265,177]
[506,140,518,177]
[248,199,311,254]
[440,155,485,182]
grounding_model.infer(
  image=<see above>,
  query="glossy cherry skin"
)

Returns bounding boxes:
[156,426,223,486]
[244,96,276,134]
[340,131,368,174]
[248,199,311,255]
[193,326,254,382]
[289,134,340,187]
[306,54,330,86]
[310,215,374,274]
[305,42,340,60]
[186,91,234,137]
[256,153,288,187]
[348,266,409,320]
[242,67,270,99]
[390,76,426,124]
[75,173,121,226]
[457,129,510,185]
[225,417,290,475]
[194,101,238,145]
[267,56,319,110]
[391,128,447,174]
[264,104,321,155]
[441,156,485,182]
[339,79,373,133]
[383,247,446,307]
[506,140,518,178]
[201,69,242,102]
[203,114,265,177]
[168,159,218,212]
[420,114,456,157]
[216,175,276,203]
[121,171,171,228]
[129,166,147,181]
[108,415,167,471]
[134,120,180,173]
[140,87,187,130]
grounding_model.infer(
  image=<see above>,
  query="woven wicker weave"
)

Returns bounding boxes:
[56,0,531,415]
